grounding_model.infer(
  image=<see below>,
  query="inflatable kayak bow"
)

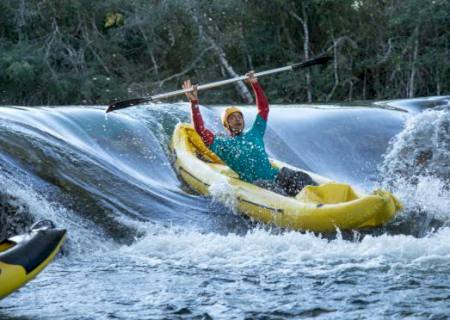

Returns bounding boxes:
[0,220,66,299]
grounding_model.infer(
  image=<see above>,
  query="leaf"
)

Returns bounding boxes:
[104,13,124,29]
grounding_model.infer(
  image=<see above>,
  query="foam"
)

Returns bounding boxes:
[379,109,450,219]
[126,225,450,271]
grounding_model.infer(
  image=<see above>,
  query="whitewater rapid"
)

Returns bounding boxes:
[0,96,449,319]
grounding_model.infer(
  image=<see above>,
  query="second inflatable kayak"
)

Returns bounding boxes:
[0,220,66,299]
[171,123,402,233]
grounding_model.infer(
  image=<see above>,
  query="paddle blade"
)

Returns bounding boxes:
[105,97,152,113]
[292,56,332,70]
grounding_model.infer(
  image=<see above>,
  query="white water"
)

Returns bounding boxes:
[379,109,450,221]
[1,98,450,319]
[128,225,450,269]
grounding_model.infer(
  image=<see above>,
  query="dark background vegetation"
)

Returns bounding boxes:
[0,0,448,105]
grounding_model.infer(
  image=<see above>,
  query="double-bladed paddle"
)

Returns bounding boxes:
[105,56,331,113]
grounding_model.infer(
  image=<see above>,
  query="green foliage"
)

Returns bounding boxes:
[0,0,448,105]
[6,61,35,83]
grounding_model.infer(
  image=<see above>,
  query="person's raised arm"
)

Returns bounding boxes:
[245,71,269,121]
[183,80,214,146]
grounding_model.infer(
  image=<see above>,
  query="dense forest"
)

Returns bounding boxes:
[0,0,448,105]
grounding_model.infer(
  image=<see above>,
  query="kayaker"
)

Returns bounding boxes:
[183,71,316,196]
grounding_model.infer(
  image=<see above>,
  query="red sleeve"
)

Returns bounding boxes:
[190,100,215,146]
[251,82,269,121]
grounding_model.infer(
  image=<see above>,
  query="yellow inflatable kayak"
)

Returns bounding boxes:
[171,123,402,232]
[0,220,66,299]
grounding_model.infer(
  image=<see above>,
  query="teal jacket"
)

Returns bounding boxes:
[190,82,279,183]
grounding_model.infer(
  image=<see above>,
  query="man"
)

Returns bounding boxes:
[182,71,316,196]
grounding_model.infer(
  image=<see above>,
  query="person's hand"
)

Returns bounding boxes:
[182,80,198,101]
[244,71,257,84]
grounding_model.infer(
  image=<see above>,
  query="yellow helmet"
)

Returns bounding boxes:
[221,106,243,128]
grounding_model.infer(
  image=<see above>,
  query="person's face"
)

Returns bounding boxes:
[226,112,244,135]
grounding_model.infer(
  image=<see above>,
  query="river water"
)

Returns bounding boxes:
[0,96,449,319]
